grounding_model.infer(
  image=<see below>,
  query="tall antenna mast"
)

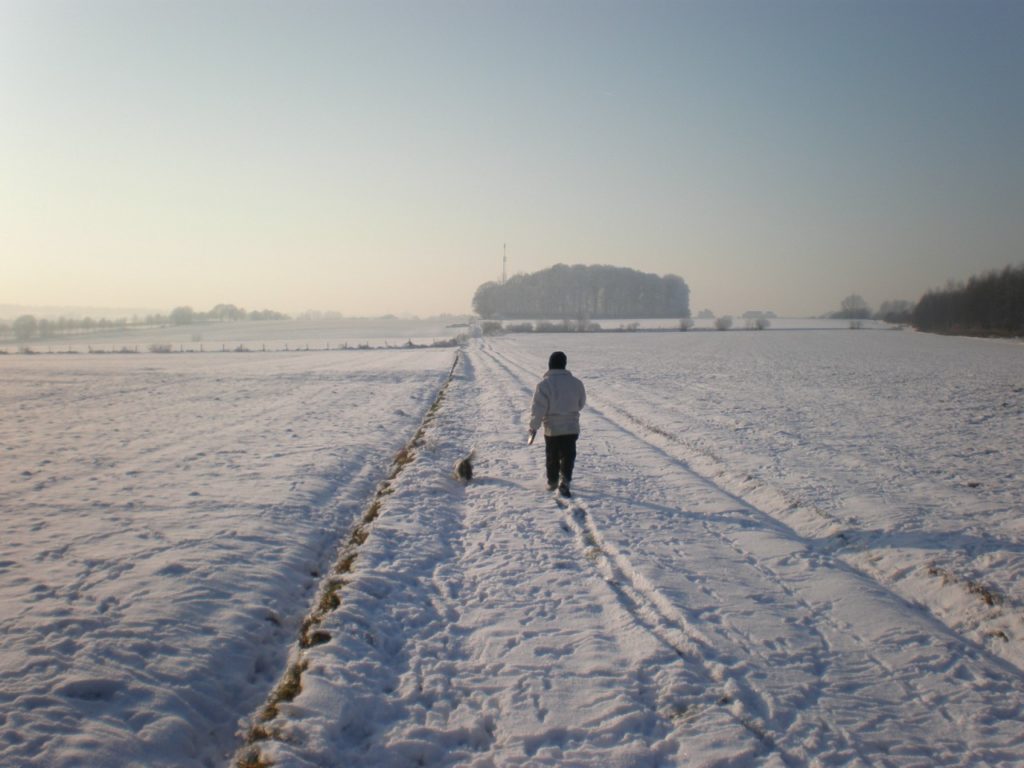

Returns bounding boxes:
[502,244,507,284]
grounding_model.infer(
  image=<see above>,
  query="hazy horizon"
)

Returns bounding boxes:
[3,1,1022,319]
[0,301,468,322]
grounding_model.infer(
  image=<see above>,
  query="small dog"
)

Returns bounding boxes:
[453,448,475,483]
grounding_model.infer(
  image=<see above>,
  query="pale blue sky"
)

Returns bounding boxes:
[2,0,1022,317]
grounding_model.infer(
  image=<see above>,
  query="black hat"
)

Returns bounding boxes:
[548,351,567,370]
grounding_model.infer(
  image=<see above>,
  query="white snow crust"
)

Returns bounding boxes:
[3,329,1024,767]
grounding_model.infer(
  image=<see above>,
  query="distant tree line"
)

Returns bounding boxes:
[875,300,915,324]
[822,294,914,325]
[473,264,690,320]
[2,315,133,343]
[827,264,1023,335]
[1,303,290,342]
[912,265,1024,336]
[166,304,289,325]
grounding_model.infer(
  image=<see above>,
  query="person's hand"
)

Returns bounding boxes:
[528,429,536,444]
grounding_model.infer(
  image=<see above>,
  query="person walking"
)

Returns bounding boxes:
[528,351,587,497]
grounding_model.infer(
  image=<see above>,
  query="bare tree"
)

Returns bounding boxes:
[835,294,872,320]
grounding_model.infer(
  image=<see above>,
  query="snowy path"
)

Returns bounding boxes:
[247,339,1024,767]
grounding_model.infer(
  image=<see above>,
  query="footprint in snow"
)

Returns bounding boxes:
[534,645,575,659]
[156,563,189,576]
[56,678,123,702]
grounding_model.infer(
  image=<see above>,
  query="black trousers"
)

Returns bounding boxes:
[544,434,578,485]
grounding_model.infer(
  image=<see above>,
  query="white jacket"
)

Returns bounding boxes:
[529,369,586,436]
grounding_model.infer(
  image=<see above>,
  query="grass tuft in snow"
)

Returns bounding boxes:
[314,582,343,616]
[236,657,311,762]
[334,553,358,575]
[235,748,274,768]
[260,658,309,722]
[927,564,1006,608]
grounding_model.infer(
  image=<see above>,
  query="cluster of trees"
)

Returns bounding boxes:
[1,303,290,342]
[831,295,914,324]
[912,265,1024,335]
[473,264,690,320]
[833,263,1023,334]
[875,300,915,324]
[167,304,289,325]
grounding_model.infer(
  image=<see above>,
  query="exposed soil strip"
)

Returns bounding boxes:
[235,350,461,768]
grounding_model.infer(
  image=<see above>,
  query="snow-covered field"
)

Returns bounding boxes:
[0,317,469,355]
[3,329,1023,767]
[0,349,456,767]
[0,316,886,356]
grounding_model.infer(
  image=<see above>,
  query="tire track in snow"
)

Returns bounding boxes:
[483,338,996,668]
[594,394,1024,759]
[555,495,790,758]
[597,391,1024,677]
[480,338,1024,762]
[596,372,1024,675]
[588,394,1024,761]
[465,344,745,758]
[475,340,799,761]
